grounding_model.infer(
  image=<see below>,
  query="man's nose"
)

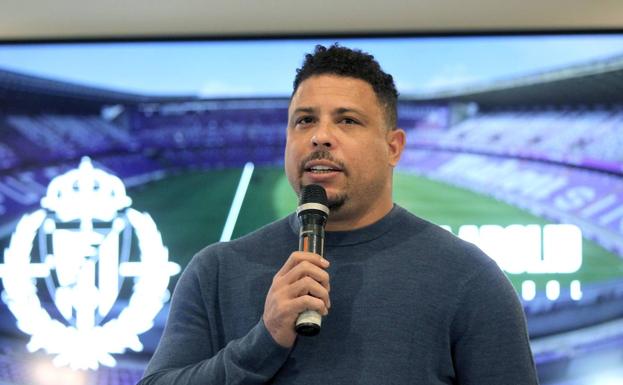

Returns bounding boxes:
[311,122,334,148]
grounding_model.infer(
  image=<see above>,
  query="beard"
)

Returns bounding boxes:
[298,182,347,212]
[328,194,346,212]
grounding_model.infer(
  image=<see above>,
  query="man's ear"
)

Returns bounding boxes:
[387,128,406,167]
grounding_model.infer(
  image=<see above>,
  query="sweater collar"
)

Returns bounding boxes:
[288,204,403,247]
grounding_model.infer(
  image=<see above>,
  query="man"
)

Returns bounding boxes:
[138,44,539,384]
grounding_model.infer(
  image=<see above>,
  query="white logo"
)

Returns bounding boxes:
[443,224,583,301]
[0,157,180,370]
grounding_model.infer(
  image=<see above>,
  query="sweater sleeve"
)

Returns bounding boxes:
[451,259,539,385]
[137,251,291,385]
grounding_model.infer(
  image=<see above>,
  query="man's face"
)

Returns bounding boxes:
[285,74,405,229]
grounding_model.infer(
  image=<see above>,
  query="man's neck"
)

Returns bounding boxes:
[325,200,394,232]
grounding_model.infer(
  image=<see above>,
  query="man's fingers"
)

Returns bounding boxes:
[263,251,331,348]
[276,251,329,277]
[291,295,329,316]
[280,260,330,290]
[290,276,330,308]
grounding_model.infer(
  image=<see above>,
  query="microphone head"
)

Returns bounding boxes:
[297,184,329,218]
[300,184,328,207]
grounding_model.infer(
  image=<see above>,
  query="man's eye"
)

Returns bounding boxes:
[341,118,359,125]
[296,117,314,125]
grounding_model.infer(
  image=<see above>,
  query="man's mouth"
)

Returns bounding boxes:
[305,165,341,174]
[299,151,346,177]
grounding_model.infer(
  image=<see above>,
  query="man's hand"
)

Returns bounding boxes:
[263,251,331,348]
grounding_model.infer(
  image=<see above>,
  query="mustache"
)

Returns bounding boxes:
[299,150,347,174]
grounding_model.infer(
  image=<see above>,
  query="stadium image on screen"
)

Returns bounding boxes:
[0,35,622,384]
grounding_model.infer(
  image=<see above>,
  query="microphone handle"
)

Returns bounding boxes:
[295,217,325,336]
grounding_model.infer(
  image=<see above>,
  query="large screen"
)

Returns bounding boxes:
[0,34,622,385]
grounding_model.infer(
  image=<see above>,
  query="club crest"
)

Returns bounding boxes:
[0,157,180,369]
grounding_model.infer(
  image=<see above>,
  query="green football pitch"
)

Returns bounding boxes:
[129,166,623,292]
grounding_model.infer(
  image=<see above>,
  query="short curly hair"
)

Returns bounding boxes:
[292,44,399,129]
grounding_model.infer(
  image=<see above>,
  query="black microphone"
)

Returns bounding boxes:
[295,184,330,336]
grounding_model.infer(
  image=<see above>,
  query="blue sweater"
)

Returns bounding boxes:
[139,205,538,384]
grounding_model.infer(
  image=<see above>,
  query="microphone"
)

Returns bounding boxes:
[295,184,330,336]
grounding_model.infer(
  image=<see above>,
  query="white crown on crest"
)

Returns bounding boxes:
[41,157,132,223]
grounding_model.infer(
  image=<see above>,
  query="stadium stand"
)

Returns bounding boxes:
[405,108,623,174]
[0,142,18,170]
[5,114,137,162]
[130,103,287,150]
